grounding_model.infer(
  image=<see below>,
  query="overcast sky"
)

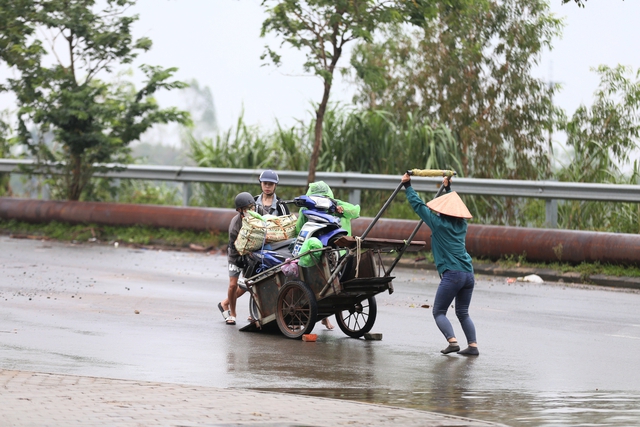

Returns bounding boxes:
[2,1,640,148]
[126,0,640,137]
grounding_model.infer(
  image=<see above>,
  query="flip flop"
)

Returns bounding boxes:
[218,302,230,321]
[226,316,236,325]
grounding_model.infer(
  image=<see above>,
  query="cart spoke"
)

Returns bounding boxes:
[345,312,367,330]
[335,297,377,338]
[276,281,318,338]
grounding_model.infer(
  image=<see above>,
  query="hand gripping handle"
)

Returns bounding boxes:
[407,169,457,178]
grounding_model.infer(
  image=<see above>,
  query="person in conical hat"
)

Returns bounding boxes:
[401,172,479,356]
[426,191,472,219]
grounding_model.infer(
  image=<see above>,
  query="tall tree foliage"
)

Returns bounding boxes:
[0,113,14,196]
[561,1,627,9]
[556,65,640,232]
[0,0,190,200]
[260,0,401,184]
[350,0,563,180]
[560,65,640,184]
[0,0,38,73]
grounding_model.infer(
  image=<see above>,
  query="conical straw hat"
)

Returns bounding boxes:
[426,191,472,219]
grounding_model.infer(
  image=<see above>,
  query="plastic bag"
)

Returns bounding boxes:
[234,213,297,255]
[298,237,323,267]
[281,258,299,277]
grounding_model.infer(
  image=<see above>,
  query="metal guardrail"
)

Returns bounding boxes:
[2,158,639,227]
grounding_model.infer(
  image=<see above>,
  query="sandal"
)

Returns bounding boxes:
[218,302,230,321]
[226,316,236,325]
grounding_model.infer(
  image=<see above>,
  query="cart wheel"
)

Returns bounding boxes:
[335,296,377,338]
[248,295,260,321]
[276,281,318,339]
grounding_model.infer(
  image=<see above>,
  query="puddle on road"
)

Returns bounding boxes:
[259,388,640,426]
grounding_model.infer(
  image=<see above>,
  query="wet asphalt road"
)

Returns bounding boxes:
[1,235,640,426]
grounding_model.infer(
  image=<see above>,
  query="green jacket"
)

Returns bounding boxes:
[295,181,360,236]
[405,186,473,276]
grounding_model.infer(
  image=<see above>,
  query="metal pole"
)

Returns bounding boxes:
[545,199,558,229]
[182,182,192,206]
[348,188,361,206]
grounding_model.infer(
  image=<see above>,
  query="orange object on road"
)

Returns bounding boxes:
[302,334,317,342]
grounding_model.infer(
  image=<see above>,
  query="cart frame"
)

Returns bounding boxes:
[239,172,451,339]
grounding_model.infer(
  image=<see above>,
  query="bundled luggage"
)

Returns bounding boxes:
[234,211,297,255]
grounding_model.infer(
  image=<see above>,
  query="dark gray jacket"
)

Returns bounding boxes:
[254,193,290,216]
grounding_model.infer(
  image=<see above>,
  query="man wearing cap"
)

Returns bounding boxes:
[401,172,479,356]
[255,170,290,216]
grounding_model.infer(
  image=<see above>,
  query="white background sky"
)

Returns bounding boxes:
[128,0,640,148]
[3,1,640,150]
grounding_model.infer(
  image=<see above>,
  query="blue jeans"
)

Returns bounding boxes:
[433,270,477,344]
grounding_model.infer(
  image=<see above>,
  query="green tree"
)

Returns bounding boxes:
[561,0,627,7]
[541,65,640,233]
[559,65,640,184]
[0,0,190,201]
[0,112,14,196]
[350,0,564,181]
[260,0,401,184]
[0,0,38,72]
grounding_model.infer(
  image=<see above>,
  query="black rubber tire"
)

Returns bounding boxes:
[275,281,318,339]
[335,296,377,338]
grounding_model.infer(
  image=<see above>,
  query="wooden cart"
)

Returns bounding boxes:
[239,236,425,339]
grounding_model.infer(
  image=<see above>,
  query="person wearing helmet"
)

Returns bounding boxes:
[218,192,254,325]
[295,181,360,236]
[295,181,360,330]
[254,169,290,216]
[401,173,479,356]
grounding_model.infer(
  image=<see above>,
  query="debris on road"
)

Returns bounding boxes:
[517,274,544,283]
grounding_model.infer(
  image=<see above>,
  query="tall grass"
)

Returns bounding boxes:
[187,105,639,234]
[189,106,463,212]
[554,158,640,233]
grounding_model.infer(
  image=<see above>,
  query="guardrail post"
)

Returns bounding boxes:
[182,182,192,206]
[349,188,361,206]
[114,179,120,202]
[41,182,50,201]
[545,199,558,228]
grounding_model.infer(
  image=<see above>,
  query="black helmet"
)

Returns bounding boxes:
[235,192,255,210]
[259,169,279,184]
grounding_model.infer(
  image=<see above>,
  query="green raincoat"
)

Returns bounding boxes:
[294,181,360,236]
